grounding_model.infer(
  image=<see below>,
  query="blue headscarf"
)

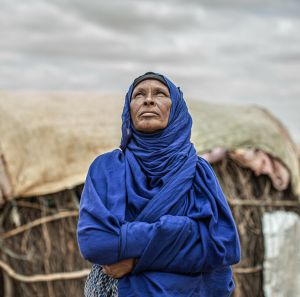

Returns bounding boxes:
[120,74,199,223]
[77,73,241,297]
[120,73,193,153]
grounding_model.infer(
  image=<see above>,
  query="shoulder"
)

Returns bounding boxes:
[198,156,213,170]
[88,148,125,177]
[197,156,219,181]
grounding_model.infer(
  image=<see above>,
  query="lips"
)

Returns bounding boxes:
[140,111,159,117]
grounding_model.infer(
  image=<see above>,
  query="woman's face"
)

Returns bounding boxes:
[130,79,172,133]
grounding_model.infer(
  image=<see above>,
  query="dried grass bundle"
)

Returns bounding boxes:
[0,157,299,297]
[212,157,299,297]
[0,186,90,297]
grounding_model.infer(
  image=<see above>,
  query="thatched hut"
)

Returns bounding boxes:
[0,91,299,297]
[188,100,300,296]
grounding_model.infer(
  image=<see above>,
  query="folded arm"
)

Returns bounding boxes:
[119,158,240,274]
[119,212,240,274]
[77,154,240,274]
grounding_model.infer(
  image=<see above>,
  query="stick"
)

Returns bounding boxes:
[228,198,300,207]
[0,259,90,282]
[1,211,78,239]
[233,265,262,274]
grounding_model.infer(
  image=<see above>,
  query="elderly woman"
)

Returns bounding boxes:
[77,72,241,297]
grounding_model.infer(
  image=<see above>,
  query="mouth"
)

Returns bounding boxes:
[140,111,159,117]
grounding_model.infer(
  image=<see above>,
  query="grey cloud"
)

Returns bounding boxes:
[50,0,204,34]
[0,0,300,141]
[187,0,300,18]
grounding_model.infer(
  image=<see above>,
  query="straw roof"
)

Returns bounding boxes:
[0,91,299,200]
[189,100,300,196]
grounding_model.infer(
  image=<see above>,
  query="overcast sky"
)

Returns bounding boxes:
[1,0,300,143]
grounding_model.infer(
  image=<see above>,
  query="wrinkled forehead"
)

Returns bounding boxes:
[128,73,177,101]
[131,79,170,95]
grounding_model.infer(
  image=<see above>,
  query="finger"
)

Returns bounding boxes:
[110,274,119,279]
[102,266,110,275]
[103,267,114,276]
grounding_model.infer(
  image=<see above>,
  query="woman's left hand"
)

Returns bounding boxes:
[102,258,136,279]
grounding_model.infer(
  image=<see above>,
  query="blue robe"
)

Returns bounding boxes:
[77,73,241,296]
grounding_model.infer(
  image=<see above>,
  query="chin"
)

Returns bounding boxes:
[134,118,168,133]
[136,123,165,133]
[137,127,160,133]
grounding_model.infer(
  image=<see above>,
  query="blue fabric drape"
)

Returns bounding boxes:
[77,73,241,297]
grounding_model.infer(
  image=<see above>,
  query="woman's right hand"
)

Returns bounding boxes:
[102,258,137,279]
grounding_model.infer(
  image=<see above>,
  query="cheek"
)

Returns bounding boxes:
[162,101,172,120]
[130,102,137,119]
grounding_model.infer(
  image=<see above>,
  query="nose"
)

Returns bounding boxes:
[143,94,155,106]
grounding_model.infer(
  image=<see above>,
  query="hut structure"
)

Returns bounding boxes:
[0,91,299,297]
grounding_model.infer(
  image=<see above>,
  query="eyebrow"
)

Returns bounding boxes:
[154,87,169,94]
[132,86,169,96]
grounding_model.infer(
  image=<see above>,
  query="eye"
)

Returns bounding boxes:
[157,91,167,97]
[134,92,143,98]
